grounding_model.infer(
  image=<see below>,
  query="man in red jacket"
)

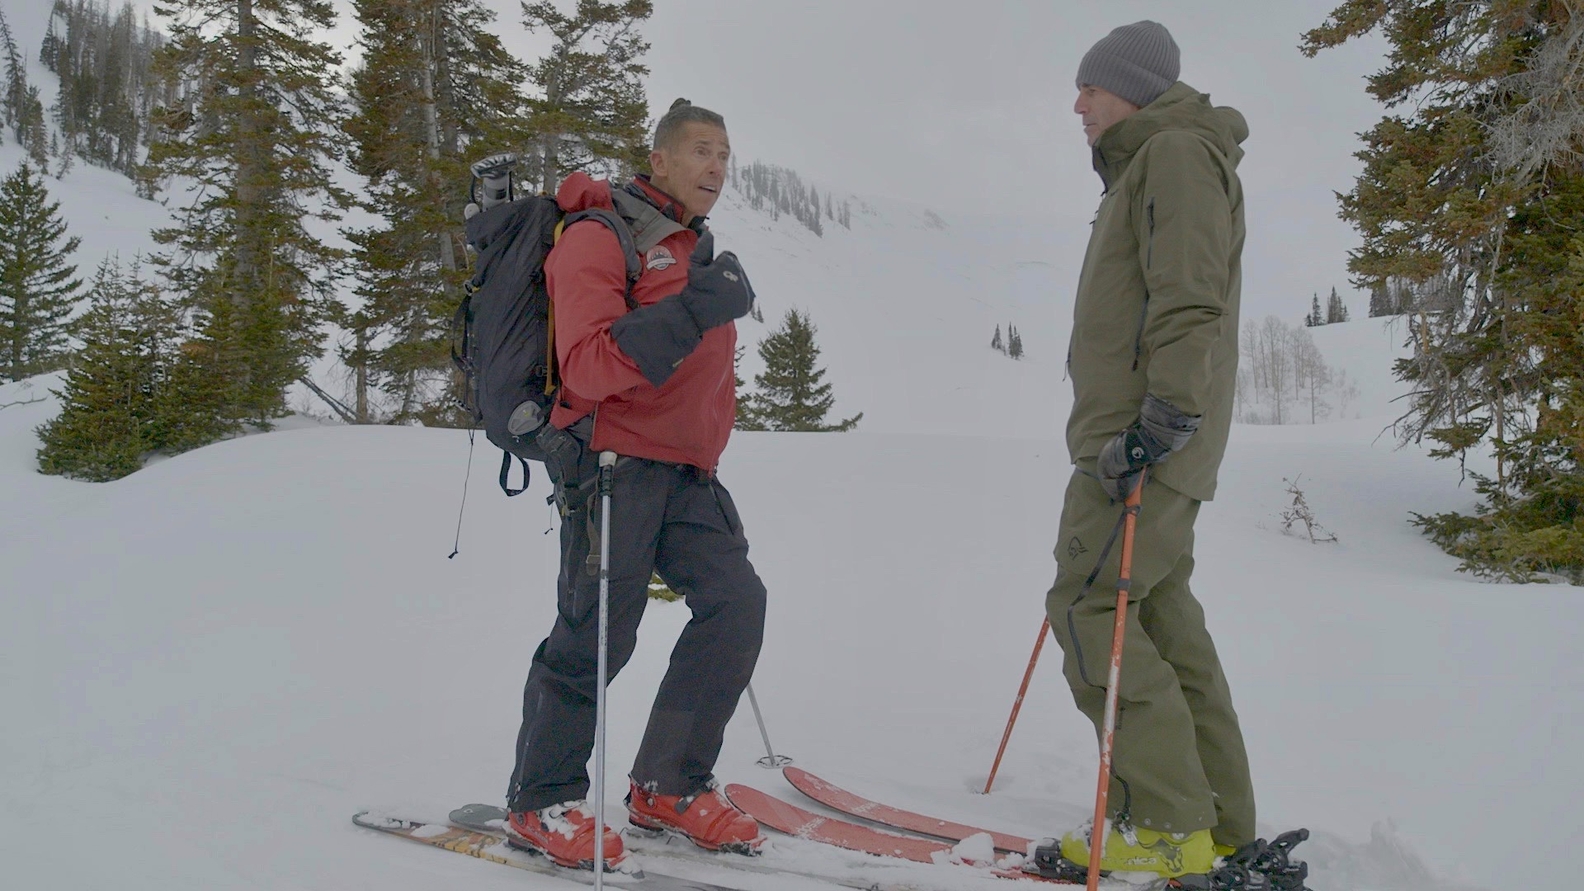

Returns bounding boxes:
[504,99,766,870]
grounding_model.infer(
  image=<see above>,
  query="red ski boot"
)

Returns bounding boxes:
[626,781,766,854]
[505,800,629,871]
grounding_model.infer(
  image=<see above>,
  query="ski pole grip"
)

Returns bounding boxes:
[598,451,617,497]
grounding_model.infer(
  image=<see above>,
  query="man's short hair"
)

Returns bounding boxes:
[654,98,726,152]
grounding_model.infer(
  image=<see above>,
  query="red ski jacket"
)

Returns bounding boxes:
[545,173,738,472]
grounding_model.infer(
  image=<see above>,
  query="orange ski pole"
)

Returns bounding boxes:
[1087,476,1144,891]
[983,618,1051,794]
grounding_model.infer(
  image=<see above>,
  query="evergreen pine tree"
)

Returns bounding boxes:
[344,0,530,423]
[521,0,653,195]
[1305,293,1323,327]
[647,571,680,601]
[47,0,163,175]
[991,324,1004,353]
[40,14,60,71]
[1369,283,1392,317]
[37,257,178,481]
[1326,286,1349,323]
[1305,1,1584,580]
[1008,324,1024,359]
[0,7,48,163]
[732,343,764,430]
[0,160,83,381]
[743,308,861,432]
[0,5,22,141]
[144,0,352,434]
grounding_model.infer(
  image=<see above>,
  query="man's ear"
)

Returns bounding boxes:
[649,148,667,178]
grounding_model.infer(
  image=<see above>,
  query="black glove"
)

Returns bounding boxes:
[1096,394,1201,501]
[609,231,754,389]
[677,232,755,330]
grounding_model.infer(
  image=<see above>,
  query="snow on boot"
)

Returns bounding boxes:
[1058,820,1216,878]
[504,800,629,871]
[626,780,766,854]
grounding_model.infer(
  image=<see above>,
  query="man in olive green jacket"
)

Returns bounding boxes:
[1046,21,1255,879]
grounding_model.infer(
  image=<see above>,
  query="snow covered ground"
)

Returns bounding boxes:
[3,37,1580,890]
[4,301,1582,891]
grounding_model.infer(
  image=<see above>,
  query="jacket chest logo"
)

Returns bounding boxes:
[645,246,677,271]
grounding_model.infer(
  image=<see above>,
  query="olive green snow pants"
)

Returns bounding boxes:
[1044,468,1255,848]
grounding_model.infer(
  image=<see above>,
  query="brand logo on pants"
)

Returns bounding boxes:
[1067,536,1088,560]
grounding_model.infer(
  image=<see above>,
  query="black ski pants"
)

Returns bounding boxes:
[507,453,767,813]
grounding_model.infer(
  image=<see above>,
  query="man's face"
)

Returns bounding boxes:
[1073,85,1140,146]
[650,123,730,220]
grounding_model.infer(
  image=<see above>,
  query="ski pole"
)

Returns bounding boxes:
[745,682,791,767]
[983,618,1051,793]
[594,451,617,886]
[1087,475,1144,891]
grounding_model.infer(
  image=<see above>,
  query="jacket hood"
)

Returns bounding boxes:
[555,171,615,215]
[1092,81,1248,187]
[555,172,699,229]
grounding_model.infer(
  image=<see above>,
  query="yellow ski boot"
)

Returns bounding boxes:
[1059,821,1216,878]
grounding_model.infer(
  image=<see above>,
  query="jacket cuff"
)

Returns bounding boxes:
[609,295,704,388]
[1138,393,1201,451]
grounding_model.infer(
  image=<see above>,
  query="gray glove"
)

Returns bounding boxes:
[1096,394,1201,501]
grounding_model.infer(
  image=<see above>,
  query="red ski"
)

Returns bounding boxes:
[722,783,952,864]
[783,766,1032,855]
[724,784,1170,889]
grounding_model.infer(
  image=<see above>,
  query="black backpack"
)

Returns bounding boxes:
[452,162,690,496]
[450,196,638,495]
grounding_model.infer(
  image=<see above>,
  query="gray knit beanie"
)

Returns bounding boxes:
[1075,21,1180,108]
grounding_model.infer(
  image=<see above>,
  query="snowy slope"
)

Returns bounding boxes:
[708,190,1082,440]
[2,12,1571,886]
[3,327,1580,891]
[0,142,167,273]
[0,150,1536,891]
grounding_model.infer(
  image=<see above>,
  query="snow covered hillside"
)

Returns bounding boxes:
[3,15,1574,887]
[4,305,1581,891]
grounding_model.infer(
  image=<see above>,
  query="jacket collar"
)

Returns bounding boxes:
[1090,82,1248,192]
[628,175,707,232]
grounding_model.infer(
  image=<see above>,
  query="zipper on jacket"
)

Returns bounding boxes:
[1132,198,1156,371]
[1145,198,1156,269]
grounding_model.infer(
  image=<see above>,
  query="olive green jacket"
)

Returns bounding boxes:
[1066,82,1248,502]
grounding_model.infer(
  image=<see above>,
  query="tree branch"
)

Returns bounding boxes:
[298,375,357,424]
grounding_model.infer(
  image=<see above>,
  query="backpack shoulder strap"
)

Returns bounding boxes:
[610,186,689,255]
[562,207,641,310]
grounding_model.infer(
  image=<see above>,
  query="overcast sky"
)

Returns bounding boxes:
[626,1,1393,319]
[388,0,1390,321]
[18,0,1393,321]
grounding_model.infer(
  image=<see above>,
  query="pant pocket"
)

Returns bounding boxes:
[709,481,745,539]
